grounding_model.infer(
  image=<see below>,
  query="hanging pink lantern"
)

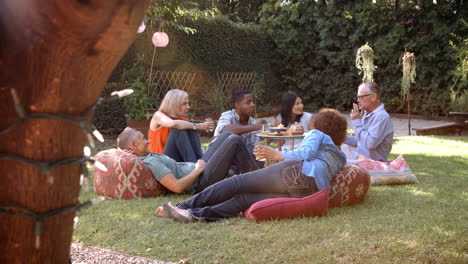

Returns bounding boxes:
[152,32,169,47]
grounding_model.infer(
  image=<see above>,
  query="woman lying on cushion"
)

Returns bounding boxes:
[148,89,214,162]
[274,91,313,150]
[155,108,348,222]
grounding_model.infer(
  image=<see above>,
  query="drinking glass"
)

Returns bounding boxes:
[205,118,214,132]
[293,122,303,132]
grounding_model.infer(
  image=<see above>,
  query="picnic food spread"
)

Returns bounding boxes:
[266,124,303,136]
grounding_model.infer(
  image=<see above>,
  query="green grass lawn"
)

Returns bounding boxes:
[74,136,468,264]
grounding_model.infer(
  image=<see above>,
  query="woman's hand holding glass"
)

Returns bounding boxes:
[197,119,215,131]
[292,122,304,133]
[253,145,284,161]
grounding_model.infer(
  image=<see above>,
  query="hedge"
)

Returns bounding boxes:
[107,1,467,117]
[108,15,282,111]
[259,1,467,116]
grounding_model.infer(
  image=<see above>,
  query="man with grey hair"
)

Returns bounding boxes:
[343,82,394,162]
[118,127,258,194]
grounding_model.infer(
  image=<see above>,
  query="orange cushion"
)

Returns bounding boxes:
[93,149,169,199]
[328,165,370,208]
[243,188,329,221]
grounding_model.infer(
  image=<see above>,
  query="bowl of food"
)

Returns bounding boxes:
[269,124,287,133]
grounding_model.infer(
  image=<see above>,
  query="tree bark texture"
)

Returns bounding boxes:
[0,0,149,263]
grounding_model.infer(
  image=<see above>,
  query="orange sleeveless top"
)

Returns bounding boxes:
[148,115,187,154]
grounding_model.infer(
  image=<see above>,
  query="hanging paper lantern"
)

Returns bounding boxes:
[152,32,169,47]
[137,21,146,34]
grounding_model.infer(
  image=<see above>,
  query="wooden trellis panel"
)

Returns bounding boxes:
[152,70,197,94]
[216,72,258,109]
[216,72,257,93]
[147,71,259,116]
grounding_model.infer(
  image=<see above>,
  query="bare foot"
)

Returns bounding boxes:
[154,206,164,217]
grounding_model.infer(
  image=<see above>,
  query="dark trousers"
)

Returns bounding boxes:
[195,131,259,193]
[178,160,318,221]
[163,128,203,163]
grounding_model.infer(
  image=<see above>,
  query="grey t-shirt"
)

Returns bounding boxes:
[140,153,196,193]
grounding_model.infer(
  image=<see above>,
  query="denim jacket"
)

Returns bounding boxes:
[280,129,346,190]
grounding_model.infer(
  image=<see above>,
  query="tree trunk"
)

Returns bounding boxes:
[407,94,412,135]
[0,0,149,263]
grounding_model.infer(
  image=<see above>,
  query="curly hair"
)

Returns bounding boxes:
[312,108,348,146]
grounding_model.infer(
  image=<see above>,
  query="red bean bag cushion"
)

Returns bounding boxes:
[93,149,169,199]
[328,164,370,208]
[243,188,329,221]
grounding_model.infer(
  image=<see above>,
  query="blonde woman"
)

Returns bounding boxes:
[148,89,214,162]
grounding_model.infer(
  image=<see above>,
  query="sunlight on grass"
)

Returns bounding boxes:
[400,239,422,249]
[391,136,468,158]
[74,136,468,264]
[406,188,434,197]
[430,225,457,238]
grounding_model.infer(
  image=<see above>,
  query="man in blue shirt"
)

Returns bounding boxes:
[344,82,394,162]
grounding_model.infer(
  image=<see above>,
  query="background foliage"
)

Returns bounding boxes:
[92,84,127,136]
[104,0,467,124]
[109,13,280,116]
[259,0,467,115]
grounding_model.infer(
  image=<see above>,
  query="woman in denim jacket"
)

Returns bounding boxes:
[157,108,348,222]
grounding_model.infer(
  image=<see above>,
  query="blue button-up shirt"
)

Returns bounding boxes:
[281,129,346,191]
[344,104,394,162]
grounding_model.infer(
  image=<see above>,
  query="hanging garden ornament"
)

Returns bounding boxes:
[152,32,169,47]
[137,20,146,34]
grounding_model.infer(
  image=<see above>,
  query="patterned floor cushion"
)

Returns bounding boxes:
[329,164,370,208]
[93,149,169,199]
[358,155,418,185]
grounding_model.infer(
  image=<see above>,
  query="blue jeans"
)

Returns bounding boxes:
[195,131,259,193]
[178,160,319,221]
[163,128,203,163]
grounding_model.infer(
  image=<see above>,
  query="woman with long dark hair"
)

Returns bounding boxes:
[273,91,313,150]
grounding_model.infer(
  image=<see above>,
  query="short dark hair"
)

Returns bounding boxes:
[312,108,348,146]
[279,91,303,126]
[233,90,252,105]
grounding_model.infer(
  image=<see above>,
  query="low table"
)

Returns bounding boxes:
[256,133,305,150]
[256,133,305,167]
